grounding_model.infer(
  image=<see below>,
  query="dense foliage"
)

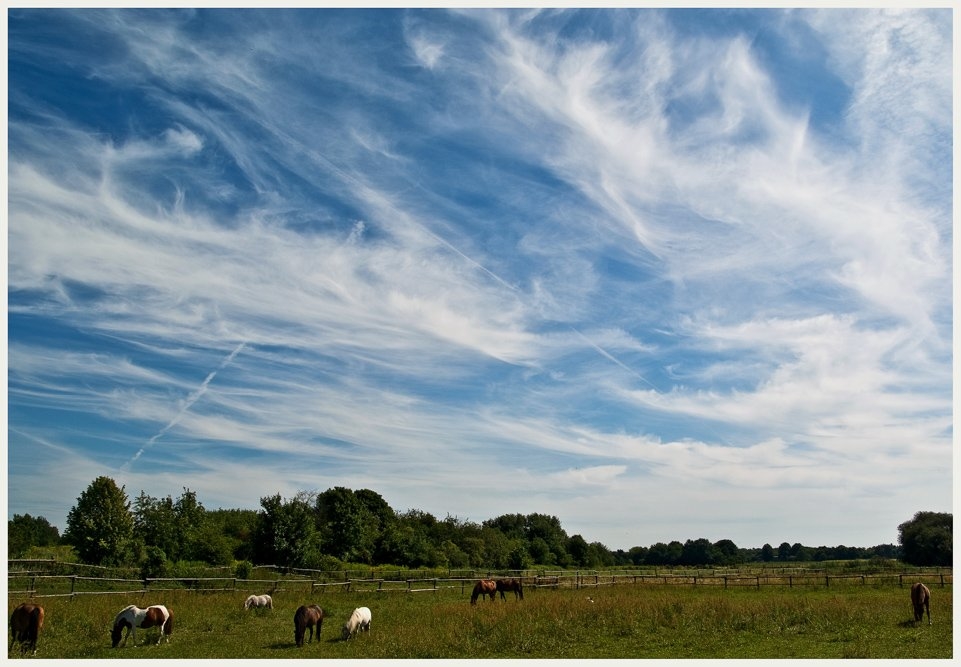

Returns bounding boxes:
[898,511,953,566]
[11,477,940,571]
[61,476,134,566]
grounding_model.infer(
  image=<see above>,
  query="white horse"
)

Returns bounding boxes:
[341,606,371,640]
[244,594,273,610]
[111,604,172,647]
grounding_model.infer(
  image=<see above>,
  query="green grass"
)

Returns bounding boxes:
[9,583,952,659]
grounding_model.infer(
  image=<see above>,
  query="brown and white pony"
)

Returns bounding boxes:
[111,604,173,647]
[496,577,524,601]
[911,582,931,625]
[293,604,325,647]
[470,579,497,605]
[9,603,44,654]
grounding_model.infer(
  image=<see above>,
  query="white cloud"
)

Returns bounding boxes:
[7,9,951,550]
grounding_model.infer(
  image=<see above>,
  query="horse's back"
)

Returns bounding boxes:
[11,603,42,631]
[11,604,45,650]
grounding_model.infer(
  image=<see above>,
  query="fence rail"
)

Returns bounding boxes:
[7,569,952,600]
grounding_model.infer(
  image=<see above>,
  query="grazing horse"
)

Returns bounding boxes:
[9,603,44,655]
[341,606,372,640]
[293,605,325,647]
[496,577,525,601]
[911,582,931,625]
[470,579,497,605]
[111,604,173,647]
[244,594,273,610]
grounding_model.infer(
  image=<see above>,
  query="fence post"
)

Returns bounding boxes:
[940,573,945,588]
[825,576,830,588]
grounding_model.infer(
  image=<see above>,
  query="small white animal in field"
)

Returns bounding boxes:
[341,606,371,640]
[244,594,273,610]
[587,596,594,603]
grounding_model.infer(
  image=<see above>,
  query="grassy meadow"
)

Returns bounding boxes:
[9,582,952,659]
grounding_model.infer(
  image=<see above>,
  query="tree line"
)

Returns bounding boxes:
[7,477,952,574]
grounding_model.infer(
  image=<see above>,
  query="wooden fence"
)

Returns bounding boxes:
[8,569,952,600]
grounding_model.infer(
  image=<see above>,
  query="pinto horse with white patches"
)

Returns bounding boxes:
[111,604,173,647]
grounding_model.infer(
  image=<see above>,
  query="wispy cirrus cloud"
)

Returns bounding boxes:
[7,8,951,549]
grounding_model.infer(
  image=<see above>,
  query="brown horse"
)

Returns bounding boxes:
[111,604,172,647]
[294,604,325,646]
[496,577,524,601]
[10,603,44,654]
[911,582,931,625]
[470,579,497,605]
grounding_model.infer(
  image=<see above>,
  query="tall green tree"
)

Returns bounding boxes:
[205,508,259,562]
[315,487,379,563]
[898,511,952,566]
[132,487,208,563]
[133,492,179,561]
[713,539,742,565]
[8,514,60,559]
[253,492,321,569]
[567,534,590,566]
[63,476,134,566]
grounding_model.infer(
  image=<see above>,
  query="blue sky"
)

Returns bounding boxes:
[5,8,953,551]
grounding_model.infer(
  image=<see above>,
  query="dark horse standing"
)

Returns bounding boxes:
[911,582,931,625]
[496,578,524,601]
[470,580,497,605]
[294,604,325,646]
[10,603,44,655]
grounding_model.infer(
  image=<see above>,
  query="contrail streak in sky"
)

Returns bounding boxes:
[571,327,660,391]
[122,341,247,470]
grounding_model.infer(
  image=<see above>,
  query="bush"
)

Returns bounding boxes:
[235,560,253,580]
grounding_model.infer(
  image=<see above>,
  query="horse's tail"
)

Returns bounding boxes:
[33,606,44,640]
[164,608,173,636]
[470,582,480,604]
[294,608,306,646]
